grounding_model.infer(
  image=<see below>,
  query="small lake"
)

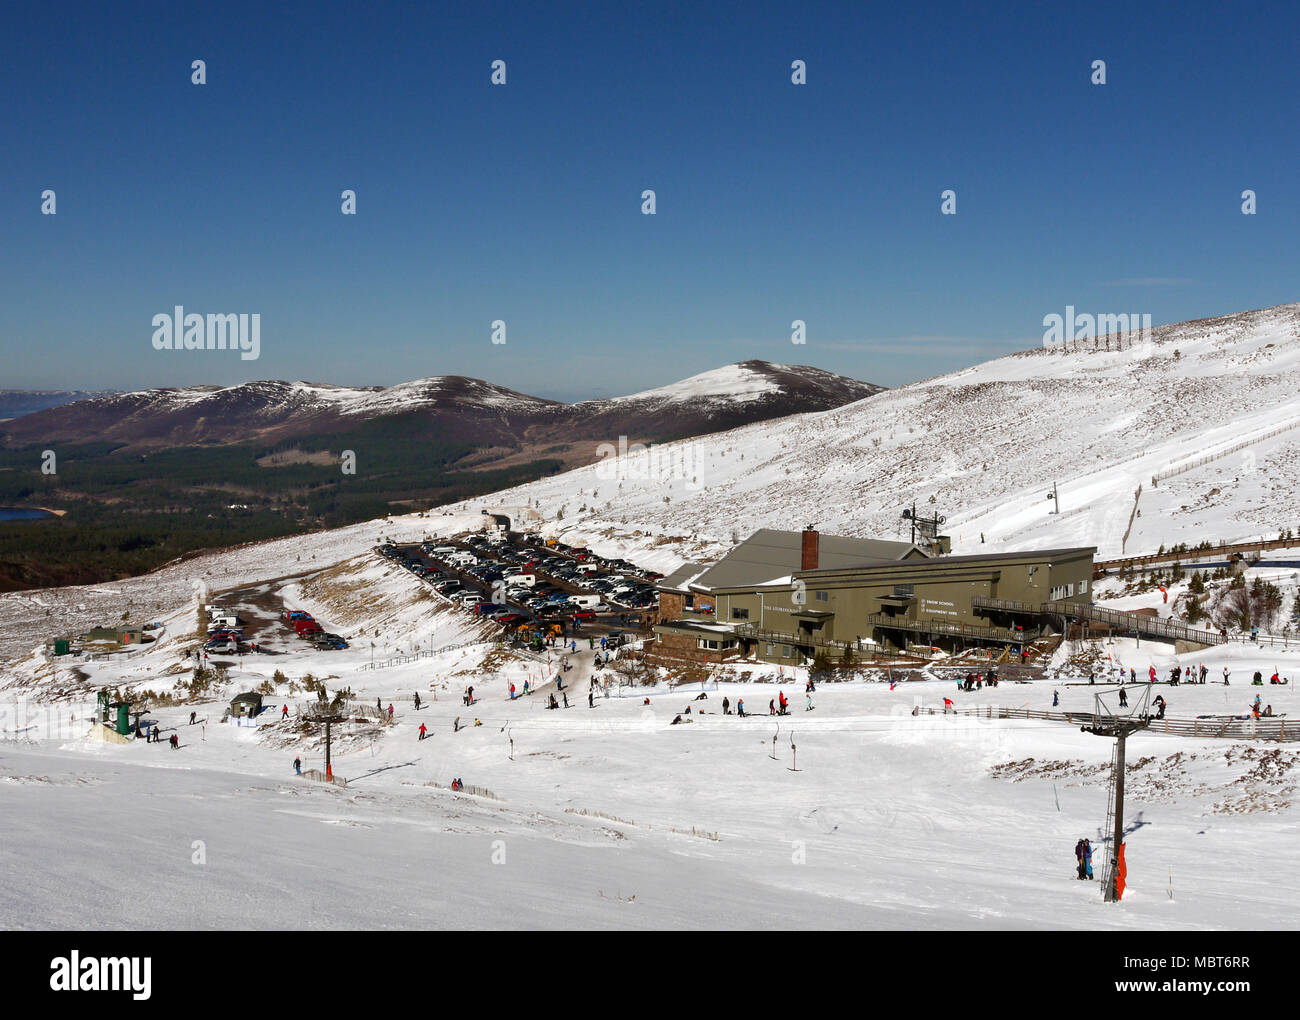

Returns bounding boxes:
[0,507,56,522]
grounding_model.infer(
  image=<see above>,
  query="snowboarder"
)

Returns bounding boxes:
[294,756,301,775]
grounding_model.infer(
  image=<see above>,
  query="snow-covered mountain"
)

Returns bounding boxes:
[459,302,1300,564]
[0,362,881,451]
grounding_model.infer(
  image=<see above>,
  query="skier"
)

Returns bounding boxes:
[282,704,289,720]
[1052,689,1059,707]
[294,756,301,775]
[1119,687,1128,708]
[769,699,776,716]
[1074,839,1087,880]
[169,733,179,750]
[1083,839,1094,880]
[414,692,421,710]
[387,703,394,720]
[563,692,569,708]
[737,698,746,718]
[454,716,461,732]
[509,683,517,700]
[722,696,730,715]
[588,691,594,708]
[1130,668,1136,683]
[805,693,814,712]
[1148,665,1157,683]
[189,711,197,725]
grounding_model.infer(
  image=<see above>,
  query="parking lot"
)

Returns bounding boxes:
[378,528,659,647]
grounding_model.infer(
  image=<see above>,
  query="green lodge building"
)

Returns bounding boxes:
[651,528,1097,666]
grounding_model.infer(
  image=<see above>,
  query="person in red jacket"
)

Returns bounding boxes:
[418,722,427,740]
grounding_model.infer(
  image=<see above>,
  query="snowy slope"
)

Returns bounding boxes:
[455,302,1300,569]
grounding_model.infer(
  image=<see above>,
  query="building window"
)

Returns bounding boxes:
[1079,578,1089,594]
[766,644,775,655]
[732,607,750,620]
[782,645,792,658]
[893,584,914,597]
[815,591,828,602]
[1049,583,1076,601]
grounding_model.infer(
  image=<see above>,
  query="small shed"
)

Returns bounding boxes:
[230,691,263,718]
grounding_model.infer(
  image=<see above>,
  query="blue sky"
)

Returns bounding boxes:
[2,0,1297,400]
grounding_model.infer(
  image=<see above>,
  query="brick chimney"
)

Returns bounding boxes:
[801,526,819,571]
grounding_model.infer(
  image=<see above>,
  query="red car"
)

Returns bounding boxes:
[496,613,526,626]
[570,609,597,620]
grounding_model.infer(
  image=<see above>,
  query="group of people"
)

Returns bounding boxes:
[1251,695,1275,719]
[1073,838,1095,881]
[957,671,998,692]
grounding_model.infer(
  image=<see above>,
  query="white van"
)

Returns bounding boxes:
[209,613,239,629]
[506,572,536,587]
[569,594,604,609]
[576,563,598,574]
[447,552,478,566]
[431,546,458,555]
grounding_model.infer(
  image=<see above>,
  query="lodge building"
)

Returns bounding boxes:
[651,528,1097,666]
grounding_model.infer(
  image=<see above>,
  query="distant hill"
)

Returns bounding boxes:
[0,362,883,459]
[0,390,118,421]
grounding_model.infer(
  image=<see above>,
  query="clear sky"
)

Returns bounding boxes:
[2,0,1297,400]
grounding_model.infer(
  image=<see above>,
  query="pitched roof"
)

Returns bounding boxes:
[687,529,922,592]
[658,561,711,593]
